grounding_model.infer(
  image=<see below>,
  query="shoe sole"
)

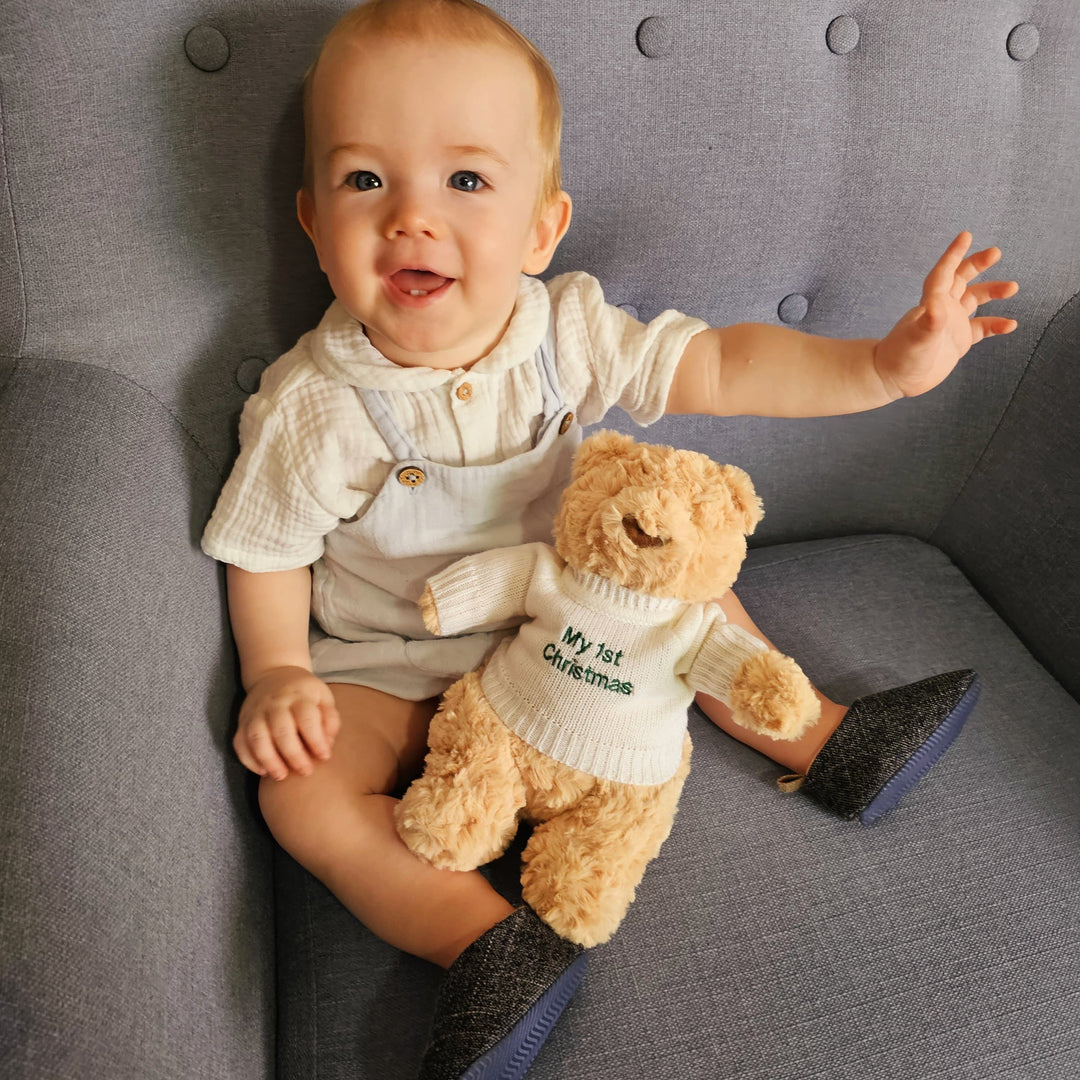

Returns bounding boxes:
[460,951,588,1080]
[859,676,981,826]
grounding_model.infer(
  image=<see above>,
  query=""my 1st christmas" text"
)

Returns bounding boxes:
[541,625,634,695]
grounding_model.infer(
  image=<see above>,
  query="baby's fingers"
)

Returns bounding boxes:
[922,230,972,301]
[238,720,289,781]
[232,725,266,776]
[970,315,1019,344]
[962,279,1019,315]
[294,700,333,762]
[322,701,342,751]
[268,704,317,777]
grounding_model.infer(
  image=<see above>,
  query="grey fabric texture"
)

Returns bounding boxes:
[1,1,1078,1078]
[0,359,275,1078]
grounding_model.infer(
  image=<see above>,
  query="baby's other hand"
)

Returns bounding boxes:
[873,230,1019,400]
[235,666,341,781]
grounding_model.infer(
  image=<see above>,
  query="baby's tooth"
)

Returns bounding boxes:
[409,289,429,296]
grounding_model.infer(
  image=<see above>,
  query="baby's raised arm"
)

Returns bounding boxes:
[226,564,341,781]
[665,231,1018,419]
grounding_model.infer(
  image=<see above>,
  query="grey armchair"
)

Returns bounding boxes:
[2,2,1077,1078]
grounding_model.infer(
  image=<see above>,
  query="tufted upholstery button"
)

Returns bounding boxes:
[1007,23,1040,61]
[559,412,575,435]
[185,25,230,72]
[636,17,674,58]
[455,382,473,401]
[617,302,639,321]
[235,356,268,394]
[398,466,425,487]
[826,15,860,55]
[778,294,809,324]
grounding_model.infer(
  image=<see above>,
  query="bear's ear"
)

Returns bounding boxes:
[719,464,764,534]
[570,429,639,481]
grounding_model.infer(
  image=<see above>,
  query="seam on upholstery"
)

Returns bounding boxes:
[0,354,16,398]
[929,291,1080,547]
[0,351,224,479]
[302,866,320,1078]
[0,69,28,356]
[741,534,927,575]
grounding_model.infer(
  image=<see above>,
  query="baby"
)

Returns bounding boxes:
[200,1,1020,1077]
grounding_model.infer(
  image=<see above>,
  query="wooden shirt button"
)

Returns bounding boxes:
[397,466,426,487]
[455,382,473,401]
[559,411,575,435]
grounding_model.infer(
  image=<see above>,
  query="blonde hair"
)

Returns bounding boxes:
[301,0,563,221]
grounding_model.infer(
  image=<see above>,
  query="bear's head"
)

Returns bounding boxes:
[552,431,764,602]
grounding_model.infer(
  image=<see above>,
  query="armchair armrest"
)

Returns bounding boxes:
[933,293,1080,701]
[0,359,274,1079]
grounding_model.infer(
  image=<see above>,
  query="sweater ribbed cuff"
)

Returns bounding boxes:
[695,623,768,706]
[426,557,484,637]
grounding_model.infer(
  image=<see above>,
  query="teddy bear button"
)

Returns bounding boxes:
[397,466,426,487]
[559,412,575,435]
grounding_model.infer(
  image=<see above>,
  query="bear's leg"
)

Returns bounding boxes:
[521,735,692,948]
[396,671,527,872]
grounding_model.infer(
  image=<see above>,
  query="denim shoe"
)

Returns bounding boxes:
[418,905,587,1080]
[779,670,980,825]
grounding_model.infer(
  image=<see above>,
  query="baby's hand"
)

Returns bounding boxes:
[873,231,1019,400]
[234,666,341,781]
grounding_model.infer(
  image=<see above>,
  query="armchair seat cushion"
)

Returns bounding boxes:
[271,534,1079,1079]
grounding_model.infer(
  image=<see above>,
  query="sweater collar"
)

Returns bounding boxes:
[564,566,690,620]
[308,273,550,390]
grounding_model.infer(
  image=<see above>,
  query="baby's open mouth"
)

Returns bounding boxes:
[390,269,453,296]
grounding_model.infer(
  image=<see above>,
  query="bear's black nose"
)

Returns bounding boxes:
[622,515,666,548]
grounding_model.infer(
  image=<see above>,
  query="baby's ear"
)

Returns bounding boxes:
[719,464,764,534]
[570,430,639,481]
[522,190,573,274]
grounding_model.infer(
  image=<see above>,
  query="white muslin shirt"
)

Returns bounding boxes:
[201,271,712,696]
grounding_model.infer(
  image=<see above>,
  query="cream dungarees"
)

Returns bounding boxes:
[308,316,583,701]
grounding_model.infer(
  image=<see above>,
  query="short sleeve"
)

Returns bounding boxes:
[200,392,342,572]
[546,271,711,427]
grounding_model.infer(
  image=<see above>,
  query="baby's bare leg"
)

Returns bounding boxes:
[257,682,514,970]
[695,590,848,775]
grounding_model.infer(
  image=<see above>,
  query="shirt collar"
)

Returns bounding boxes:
[309,273,550,389]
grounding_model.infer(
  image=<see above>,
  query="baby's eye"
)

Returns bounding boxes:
[345,171,382,191]
[449,171,486,192]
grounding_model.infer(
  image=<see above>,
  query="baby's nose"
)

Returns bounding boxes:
[383,189,439,239]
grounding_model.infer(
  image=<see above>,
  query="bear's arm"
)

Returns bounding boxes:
[422,542,557,637]
[684,618,769,704]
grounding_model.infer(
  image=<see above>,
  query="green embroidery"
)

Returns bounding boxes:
[544,626,634,695]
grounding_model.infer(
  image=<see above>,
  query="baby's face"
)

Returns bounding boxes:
[299,36,571,370]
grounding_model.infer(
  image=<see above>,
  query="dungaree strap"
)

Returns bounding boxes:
[359,388,420,461]
[535,312,563,425]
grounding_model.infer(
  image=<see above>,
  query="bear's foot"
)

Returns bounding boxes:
[396,775,522,872]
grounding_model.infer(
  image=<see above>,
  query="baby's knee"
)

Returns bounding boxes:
[257,771,313,852]
[256,764,375,866]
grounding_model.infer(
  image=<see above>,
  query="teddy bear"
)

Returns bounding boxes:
[394,430,821,947]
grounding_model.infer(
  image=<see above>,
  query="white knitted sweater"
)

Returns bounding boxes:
[426,542,768,785]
